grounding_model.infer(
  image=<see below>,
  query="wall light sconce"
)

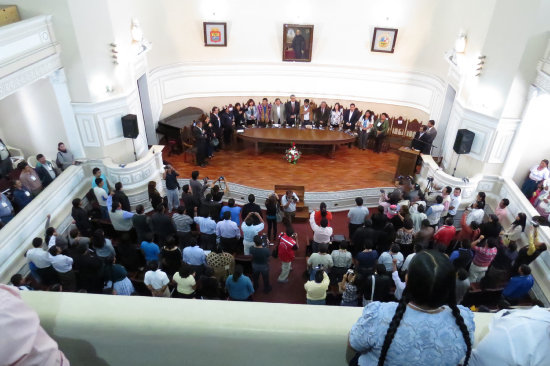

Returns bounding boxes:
[110,43,119,65]
[454,33,467,54]
[475,55,486,77]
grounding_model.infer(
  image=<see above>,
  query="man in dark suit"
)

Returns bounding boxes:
[314,101,331,128]
[343,103,361,131]
[35,154,57,187]
[411,126,432,154]
[220,105,235,146]
[210,106,223,150]
[193,120,208,167]
[284,94,300,127]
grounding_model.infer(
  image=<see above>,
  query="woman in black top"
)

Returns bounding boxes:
[233,103,245,128]
[197,267,221,300]
[71,198,92,236]
[148,181,163,210]
[265,193,279,241]
[160,236,182,279]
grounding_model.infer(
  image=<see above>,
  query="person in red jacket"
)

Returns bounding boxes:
[277,226,298,283]
[434,217,457,249]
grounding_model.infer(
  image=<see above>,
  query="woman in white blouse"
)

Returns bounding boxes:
[521,159,549,199]
[357,110,374,150]
[330,102,343,129]
[501,212,526,246]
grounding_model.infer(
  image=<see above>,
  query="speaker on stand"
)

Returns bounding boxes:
[121,114,139,161]
[451,129,475,176]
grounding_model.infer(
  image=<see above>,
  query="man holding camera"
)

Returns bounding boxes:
[163,165,180,212]
[281,190,299,223]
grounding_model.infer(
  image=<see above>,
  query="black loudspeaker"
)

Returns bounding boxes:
[121,114,139,139]
[453,129,475,154]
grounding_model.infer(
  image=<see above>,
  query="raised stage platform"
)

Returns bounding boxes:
[164,138,399,192]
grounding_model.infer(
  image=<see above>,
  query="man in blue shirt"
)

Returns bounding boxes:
[220,198,242,226]
[502,264,534,304]
[12,179,33,210]
[216,211,241,254]
[91,167,109,194]
[183,243,207,276]
[194,213,217,251]
[140,233,160,263]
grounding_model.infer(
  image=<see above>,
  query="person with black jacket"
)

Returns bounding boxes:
[71,198,92,237]
[241,194,262,225]
[113,182,131,212]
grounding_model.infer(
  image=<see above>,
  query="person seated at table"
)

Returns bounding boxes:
[314,101,330,128]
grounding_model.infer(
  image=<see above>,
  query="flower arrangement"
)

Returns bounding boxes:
[285,143,301,164]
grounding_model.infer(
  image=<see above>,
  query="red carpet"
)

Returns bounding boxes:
[252,210,359,304]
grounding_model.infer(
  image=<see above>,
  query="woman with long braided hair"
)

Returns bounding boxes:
[348,250,474,366]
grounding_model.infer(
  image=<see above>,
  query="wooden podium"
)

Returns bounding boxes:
[395,146,421,177]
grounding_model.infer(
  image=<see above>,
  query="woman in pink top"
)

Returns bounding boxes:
[468,236,498,283]
[0,285,69,365]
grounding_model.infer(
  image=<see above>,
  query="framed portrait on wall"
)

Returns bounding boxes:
[371,27,398,53]
[282,24,314,62]
[203,22,227,47]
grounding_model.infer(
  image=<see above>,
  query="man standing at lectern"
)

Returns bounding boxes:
[285,95,300,127]
[425,120,437,151]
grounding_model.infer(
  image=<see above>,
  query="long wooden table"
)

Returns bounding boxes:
[237,128,357,158]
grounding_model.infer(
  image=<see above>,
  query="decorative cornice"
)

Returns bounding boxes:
[0,53,62,100]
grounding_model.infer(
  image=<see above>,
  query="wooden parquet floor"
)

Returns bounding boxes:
[164,142,399,191]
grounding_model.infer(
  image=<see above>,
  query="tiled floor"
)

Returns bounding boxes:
[164,141,399,192]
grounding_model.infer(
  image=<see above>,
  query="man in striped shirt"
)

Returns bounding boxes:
[468,235,497,282]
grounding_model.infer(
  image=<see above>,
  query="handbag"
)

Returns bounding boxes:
[210,137,219,147]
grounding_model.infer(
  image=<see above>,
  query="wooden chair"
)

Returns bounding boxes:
[405,119,422,140]
[181,126,196,164]
[390,116,407,137]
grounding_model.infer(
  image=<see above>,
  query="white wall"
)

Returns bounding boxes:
[160,96,430,122]
[0,78,69,160]
[129,0,493,80]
